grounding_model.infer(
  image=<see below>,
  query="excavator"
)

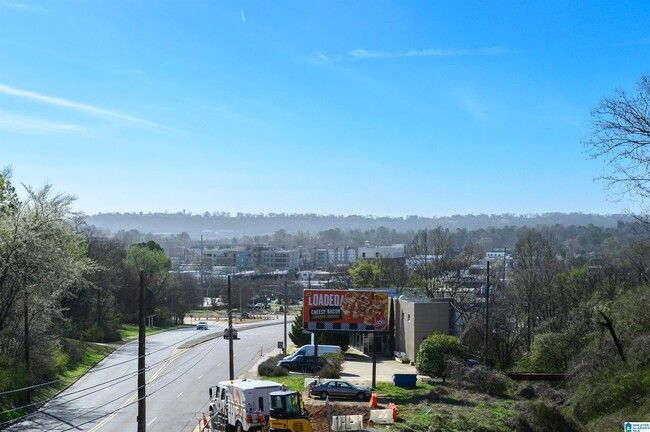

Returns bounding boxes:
[268,390,313,432]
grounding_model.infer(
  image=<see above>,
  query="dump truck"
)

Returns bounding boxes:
[208,379,283,432]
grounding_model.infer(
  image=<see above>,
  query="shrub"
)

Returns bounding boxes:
[51,346,70,376]
[516,332,574,373]
[83,323,105,342]
[446,358,511,395]
[258,355,288,377]
[515,400,580,432]
[415,333,464,378]
[316,351,345,378]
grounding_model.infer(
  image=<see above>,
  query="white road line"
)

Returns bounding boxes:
[147,417,157,426]
[88,348,184,432]
[177,391,184,398]
[217,362,223,367]
[198,374,203,380]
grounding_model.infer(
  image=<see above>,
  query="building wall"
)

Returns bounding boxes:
[393,297,454,362]
[358,245,405,259]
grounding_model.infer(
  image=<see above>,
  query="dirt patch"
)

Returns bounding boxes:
[304,393,387,430]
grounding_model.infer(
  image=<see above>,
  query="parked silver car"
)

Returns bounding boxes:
[308,380,371,401]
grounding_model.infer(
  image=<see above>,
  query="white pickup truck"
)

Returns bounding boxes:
[208,379,283,432]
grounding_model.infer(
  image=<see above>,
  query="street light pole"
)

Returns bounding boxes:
[137,270,146,432]
[228,275,234,380]
[283,281,288,356]
[484,261,490,367]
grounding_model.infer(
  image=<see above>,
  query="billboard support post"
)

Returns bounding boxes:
[372,334,378,388]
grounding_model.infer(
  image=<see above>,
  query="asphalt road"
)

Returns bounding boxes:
[5,321,287,432]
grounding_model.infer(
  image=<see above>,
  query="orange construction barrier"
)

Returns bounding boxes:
[388,403,398,421]
[369,393,378,408]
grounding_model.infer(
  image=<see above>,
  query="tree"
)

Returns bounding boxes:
[0,177,93,389]
[124,241,171,320]
[407,227,480,299]
[584,74,650,212]
[509,229,561,350]
[407,227,454,297]
[63,238,126,342]
[348,257,385,288]
[289,309,310,346]
[415,333,465,378]
[169,273,202,325]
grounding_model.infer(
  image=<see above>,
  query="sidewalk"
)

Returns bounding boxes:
[339,348,424,386]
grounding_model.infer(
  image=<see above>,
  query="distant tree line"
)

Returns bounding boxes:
[86,210,631,240]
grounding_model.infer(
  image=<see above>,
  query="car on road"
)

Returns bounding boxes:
[308,379,371,401]
[223,327,238,339]
[196,321,208,330]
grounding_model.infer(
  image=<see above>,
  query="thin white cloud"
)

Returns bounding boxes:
[304,51,340,64]
[621,37,650,46]
[0,111,86,135]
[306,46,514,64]
[348,46,514,59]
[0,1,46,13]
[0,83,167,129]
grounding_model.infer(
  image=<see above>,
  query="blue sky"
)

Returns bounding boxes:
[1,1,648,217]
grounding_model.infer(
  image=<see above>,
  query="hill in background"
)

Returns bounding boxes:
[85,212,632,239]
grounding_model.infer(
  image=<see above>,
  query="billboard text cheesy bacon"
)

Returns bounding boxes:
[303,290,388,331]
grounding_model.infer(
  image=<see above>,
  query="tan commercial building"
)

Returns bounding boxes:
[393,297,456,363]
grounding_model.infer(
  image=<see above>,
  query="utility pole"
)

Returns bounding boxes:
[283,281,288,356]
[138,270,146,432]
[484,261,490,367]
[503,247,507,284]
[228,275,234,380]
[201,235,206,318]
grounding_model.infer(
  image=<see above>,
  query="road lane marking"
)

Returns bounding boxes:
[198,374,203,380]
[147,417,157,426]
[177,391,184,398]
[88,347,186,432]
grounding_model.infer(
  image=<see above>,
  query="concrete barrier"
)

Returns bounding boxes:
[369,409,394,424]
[331,414,363,431]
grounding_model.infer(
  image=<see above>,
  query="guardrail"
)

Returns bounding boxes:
[507,372,566,381]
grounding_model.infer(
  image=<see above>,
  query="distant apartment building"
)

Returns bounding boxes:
[358,244,405,259]
[204,249,236,267]
[312,249,331,268]
[235,249,256,272]
[334,247,358,264]
[261,249,300,270]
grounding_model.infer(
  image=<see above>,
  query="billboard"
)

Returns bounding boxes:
[303,289,389,333]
